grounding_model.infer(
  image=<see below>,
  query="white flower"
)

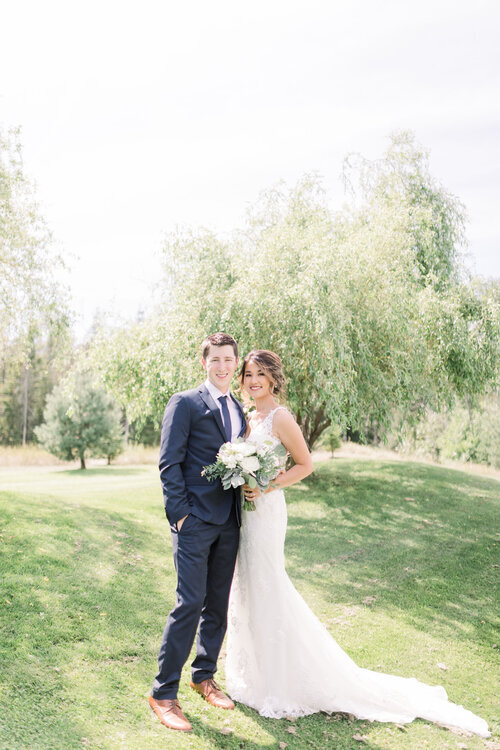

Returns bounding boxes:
[240,455,260,473]
[238,441,257,457]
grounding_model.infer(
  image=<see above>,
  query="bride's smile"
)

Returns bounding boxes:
[243,362,274,405]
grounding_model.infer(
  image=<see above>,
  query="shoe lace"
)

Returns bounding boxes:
[206,678,223,693]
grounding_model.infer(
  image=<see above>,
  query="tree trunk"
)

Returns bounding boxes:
[465,394,473,429]
[22,366,29,446]
[80,455,86,470]
[295,405,331,450]
[307,407,331,450]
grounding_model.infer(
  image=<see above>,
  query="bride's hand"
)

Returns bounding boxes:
[242,483,260,502]
[263,468,286,493]
[243,469,286,500]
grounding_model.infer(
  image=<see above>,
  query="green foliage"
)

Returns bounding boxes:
[343,130,466,289]
[35,374,123,468]
[318,423,343,455]
[0,127,70,355]
[86,133,499,450]
[129,415,161,446]
[87,313,194,427]
[0,127,71,448]
[386,391,500,468]
[437,393,500,467]
[0,331,62,445]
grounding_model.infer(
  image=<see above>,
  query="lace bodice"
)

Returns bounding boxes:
[247,406,287,449]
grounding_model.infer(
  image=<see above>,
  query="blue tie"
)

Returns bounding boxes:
[218,395,232,441]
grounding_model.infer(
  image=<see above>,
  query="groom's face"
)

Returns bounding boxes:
[202,344,239,394]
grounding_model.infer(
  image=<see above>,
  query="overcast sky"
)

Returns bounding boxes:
[2,0,499,338]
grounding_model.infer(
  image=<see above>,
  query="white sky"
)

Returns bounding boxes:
[2,0,499,339]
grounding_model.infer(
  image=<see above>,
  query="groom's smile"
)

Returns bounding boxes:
[202,344,239,394]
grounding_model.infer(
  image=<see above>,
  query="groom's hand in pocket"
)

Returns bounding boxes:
[177,515,189,531]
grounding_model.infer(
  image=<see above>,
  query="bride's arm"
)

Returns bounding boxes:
[265,409,313,491]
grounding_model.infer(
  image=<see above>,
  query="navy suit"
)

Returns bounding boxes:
[152,383,246,699]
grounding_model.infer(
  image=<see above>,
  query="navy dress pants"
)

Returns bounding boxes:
[152,505,240,699]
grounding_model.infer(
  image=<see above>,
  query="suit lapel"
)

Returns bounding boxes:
[199,385,227,442]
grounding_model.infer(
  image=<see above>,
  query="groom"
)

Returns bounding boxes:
[149,332,246,732]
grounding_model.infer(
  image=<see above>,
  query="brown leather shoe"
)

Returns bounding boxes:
[149,695,192,731]
[190,678,235,709]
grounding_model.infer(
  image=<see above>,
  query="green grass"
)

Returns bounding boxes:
[0,459,498,750]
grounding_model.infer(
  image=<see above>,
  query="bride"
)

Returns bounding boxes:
[225,349,490,737]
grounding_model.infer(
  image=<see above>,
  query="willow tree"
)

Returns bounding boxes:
[86,133,498,448]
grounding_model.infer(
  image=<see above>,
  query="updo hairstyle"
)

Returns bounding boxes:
[238,350,287,400]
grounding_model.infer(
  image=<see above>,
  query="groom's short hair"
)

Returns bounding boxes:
[202,332,238,359]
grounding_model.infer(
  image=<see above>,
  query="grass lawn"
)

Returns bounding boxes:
[0,458,498,750]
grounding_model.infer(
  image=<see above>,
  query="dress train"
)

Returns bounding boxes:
[225,411,490,737]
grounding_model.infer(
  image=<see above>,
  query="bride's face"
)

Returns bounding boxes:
[243,360,273,399]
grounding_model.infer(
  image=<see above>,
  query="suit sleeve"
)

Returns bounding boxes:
[158,393,192,524]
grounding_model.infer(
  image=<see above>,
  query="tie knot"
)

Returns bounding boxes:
[218,395,227,403]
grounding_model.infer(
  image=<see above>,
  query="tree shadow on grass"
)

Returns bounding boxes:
[0,489,177,748]
[0,485,391,750]
[1,460,496,749]
[57,466,149,477]
[284,460,499,648]
[187,708,385,750]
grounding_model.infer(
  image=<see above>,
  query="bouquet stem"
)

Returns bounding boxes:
[241,486,257,512]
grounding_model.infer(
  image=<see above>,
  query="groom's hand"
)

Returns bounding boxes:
[177,515,189,531]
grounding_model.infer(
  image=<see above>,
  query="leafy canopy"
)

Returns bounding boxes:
[87,133,499,447]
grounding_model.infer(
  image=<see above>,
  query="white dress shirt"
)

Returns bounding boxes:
[204,379,242,441]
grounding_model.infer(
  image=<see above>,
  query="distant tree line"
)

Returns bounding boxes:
[1,126,70,447]
[0,128,125,465]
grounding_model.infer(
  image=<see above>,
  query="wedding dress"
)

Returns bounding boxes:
[225,407,490,737]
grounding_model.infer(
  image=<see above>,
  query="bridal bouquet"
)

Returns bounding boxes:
[202,438,286,511]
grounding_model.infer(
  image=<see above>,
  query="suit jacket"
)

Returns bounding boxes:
[159,383,246,526]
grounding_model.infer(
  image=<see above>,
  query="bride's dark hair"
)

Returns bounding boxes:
[238,350,287,400]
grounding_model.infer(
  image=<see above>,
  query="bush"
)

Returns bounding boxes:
[385,393,500,468]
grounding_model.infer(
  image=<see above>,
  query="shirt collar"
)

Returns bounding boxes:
[204,378,232,403]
